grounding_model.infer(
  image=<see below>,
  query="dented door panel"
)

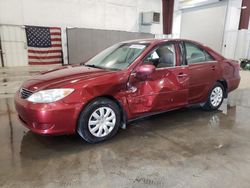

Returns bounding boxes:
[127,66,189,115]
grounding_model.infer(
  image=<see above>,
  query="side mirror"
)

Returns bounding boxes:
[134,64,156,80]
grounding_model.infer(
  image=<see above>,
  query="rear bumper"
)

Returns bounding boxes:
[14,92,83,135]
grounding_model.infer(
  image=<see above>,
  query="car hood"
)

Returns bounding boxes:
[22,65,116,91]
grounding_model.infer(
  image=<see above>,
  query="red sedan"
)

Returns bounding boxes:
[15,39,240,143]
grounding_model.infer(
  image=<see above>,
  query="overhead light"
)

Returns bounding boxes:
[180,0,220,10]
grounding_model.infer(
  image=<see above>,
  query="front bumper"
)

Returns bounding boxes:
[14,92,82,135]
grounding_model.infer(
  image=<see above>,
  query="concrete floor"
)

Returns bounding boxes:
[0,68,250,188]
[0,65,58,98]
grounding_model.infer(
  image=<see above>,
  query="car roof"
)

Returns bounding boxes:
[121,38,225,60]
[121,38,204,46]
[121,38,168,44]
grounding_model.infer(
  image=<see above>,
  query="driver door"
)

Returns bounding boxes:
[126,42,189,116]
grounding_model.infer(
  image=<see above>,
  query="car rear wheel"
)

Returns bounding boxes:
[77,98,121,143]
[202,82,225,111]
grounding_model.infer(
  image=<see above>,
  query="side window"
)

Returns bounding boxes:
[185,42,205,64]
[185,42,215,64]
[143,43,176,68]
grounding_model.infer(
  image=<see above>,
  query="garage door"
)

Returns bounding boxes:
[180,2,227,53]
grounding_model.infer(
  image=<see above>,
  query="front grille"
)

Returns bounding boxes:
[20,88,33,99]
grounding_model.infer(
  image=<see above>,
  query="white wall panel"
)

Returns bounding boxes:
[224,0,242,31]
[222,0,243,59]
[105,3,138,32]
[172,0,182,38]
[0,54,2,67]
[0,0,162,33]
[0,0,23,25]
[222,30,238,59]
[80,1,106,29]
[138,0,162,34]
[105,0,137,7]
[0,25,28,67]
[234,29,249,59]
[247,31,250,58]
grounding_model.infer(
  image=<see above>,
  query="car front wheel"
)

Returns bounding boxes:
[202,82,225,111]
[77,98,121,143]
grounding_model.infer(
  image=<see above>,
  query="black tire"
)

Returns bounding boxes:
[202,82,225,111]
[77,97,121,143]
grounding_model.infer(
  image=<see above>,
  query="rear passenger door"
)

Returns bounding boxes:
[184,42,220,104]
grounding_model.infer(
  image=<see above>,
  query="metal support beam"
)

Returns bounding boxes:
[239,0,250,30]
[0,34,4,67]
[162,0,174,35]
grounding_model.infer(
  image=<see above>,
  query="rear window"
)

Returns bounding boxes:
[185,42,214,64]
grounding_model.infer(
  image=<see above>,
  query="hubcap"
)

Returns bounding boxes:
[210,86,223,107]
[88,107,116,137]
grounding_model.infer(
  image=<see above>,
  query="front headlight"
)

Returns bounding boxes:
[27,88,74,103]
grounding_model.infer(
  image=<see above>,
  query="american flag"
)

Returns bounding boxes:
[25,26,62,65]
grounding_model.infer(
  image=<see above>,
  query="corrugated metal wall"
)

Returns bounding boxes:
[0,25,28,67]
[67,28,154,64]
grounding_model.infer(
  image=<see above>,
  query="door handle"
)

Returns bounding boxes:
[211,65,216,70]
[178,73,188,78]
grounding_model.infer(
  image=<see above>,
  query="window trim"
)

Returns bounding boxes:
[178,41,187,66]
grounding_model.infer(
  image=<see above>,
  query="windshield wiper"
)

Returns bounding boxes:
[85,64,120,71]
[84,64,103,69]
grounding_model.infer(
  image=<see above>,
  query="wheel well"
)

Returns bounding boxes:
[82,95,127,129]
[217,79,228,98]
[101,95,127,128]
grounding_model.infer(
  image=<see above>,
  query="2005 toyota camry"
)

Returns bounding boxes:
[15,39,240,143]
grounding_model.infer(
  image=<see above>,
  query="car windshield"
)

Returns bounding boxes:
[85,43,147,70]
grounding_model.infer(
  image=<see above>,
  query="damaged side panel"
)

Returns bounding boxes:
[79,71,132,120]
[127,67,189,116]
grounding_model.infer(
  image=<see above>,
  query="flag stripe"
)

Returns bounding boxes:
[28,53,61,59]
[50,32,61,35]
[51,44,62,47]
[29,52,61,56]
[28,47,62,51]
[29,58,62,62]
[50,28,61,31]
[50,35,61,39]
[51,38,61,42]
[50,27,61,30]
[28,49,62,54]
[29,56,61,60]
[29,61,61,65]
[51,41,61,45]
